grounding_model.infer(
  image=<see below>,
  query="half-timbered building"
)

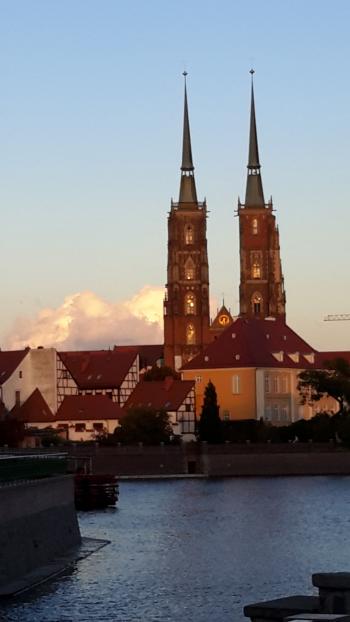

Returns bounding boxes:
[125,376,196,440]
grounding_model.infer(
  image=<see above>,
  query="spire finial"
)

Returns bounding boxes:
[181,72,194,172]
[244,69,265,207]
[178,72,197,203]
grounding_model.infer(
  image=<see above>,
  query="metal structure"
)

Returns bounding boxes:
[324,314,350,322]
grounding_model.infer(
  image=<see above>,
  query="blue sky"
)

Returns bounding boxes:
[1,0,350,350]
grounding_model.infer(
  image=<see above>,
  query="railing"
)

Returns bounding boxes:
[0,452,68,484]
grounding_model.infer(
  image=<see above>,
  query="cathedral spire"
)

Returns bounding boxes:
[245,70,265,208]
[179,72,198,203]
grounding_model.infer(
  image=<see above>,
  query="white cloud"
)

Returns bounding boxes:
[4,286,165,350]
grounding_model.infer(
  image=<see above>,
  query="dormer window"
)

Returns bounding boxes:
[185,225,194,245]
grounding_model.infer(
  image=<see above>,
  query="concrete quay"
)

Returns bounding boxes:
[0,476,107,596]
[244,573,350,621]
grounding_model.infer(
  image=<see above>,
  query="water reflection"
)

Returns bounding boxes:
[2,477,350,621]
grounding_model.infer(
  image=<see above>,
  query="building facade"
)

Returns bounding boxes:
[164,76,211,371]
[238,71,286,320]
[182,317,341,424]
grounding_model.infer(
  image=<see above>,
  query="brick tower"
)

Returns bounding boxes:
[164,74,211,370]
[238,71,286,319]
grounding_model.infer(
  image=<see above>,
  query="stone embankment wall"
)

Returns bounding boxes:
[69,443,350,477]
[0,476,80,588]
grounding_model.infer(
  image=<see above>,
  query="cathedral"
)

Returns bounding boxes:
[164,71,285,370]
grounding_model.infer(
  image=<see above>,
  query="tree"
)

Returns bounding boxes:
[0,417,25,447]
[143,365,180,381]
[114,407,173,445]
[298,358,350,415]
[198,381,222,443]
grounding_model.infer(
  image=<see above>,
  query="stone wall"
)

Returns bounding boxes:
[68,443,350,478]
[0,476,80,588]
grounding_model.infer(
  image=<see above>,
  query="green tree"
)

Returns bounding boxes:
[114,407,173,445]
[198,381,222,443]
[298,358,350,415]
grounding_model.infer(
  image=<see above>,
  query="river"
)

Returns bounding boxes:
[2,476,350,621]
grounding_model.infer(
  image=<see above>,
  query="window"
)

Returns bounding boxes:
[185,257,195,280]
[19,371,22,379]
[185,293,196,315]
[15,391,20,406]
[62,369,70,379]
[252,218,258,235]
[195,376,202,383]
[223,410,230,421]
[272,404,279,420]
[232,375,240,394]
[273,376,279,393]
[252,263,261,279]
[265,406,271,421]
[75,423,86,432]
[185,225,194,245]
[252,293,262,315]
[281,376,288,393]
[264,374,270,393]
[186,323,196,345]
[185,403,191,412]
[58,423,68,430]
[280,406,289,422]
[93,423,104,431]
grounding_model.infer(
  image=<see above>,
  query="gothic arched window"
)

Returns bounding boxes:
[252,263,261,279]
[185,225,194,245]
[186,324,196,345]
[252,292,263,315]
[252,218,258,235]
[185,257,195,280]
[185,293,196,315]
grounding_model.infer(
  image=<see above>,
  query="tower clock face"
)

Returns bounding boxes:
[219,314,230,326]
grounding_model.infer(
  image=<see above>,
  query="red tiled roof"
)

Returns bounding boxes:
[11,389,54,424]
[57,395,124,421]
[58,349,137,389]
[124,377,195,411]
[181,317,318,371]
[114,344,163,369]
[316,351,350,367]
[0,348,29,385]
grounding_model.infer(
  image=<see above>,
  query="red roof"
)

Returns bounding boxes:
[114,344,163,369]
[57,395,124,421]
[125,377,195,411]
[181,317,318,371]
[0,349,29,385]
[11,389,54,424]
[58,349,137,389]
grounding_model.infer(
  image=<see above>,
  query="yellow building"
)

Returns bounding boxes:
[181,317,341,425]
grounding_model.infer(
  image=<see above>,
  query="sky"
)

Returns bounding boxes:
[0,0,350,351]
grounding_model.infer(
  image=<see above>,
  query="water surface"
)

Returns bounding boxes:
[2,477,350,621]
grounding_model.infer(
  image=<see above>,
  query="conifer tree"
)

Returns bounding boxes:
[198,380,222,443]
